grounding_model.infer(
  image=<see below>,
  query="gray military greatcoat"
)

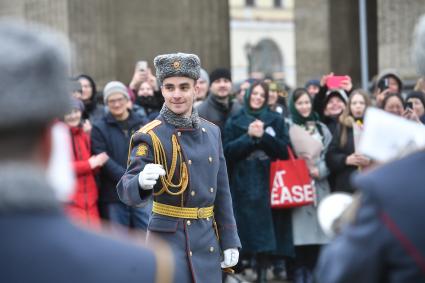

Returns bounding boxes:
[117,116,241,283]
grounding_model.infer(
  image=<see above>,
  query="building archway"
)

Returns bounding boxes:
[250,38,284,77]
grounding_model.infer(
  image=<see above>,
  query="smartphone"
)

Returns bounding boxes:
[137,60,148,71]
[377,78,389,92]
[405,101,413,110]
[326,75,350,89]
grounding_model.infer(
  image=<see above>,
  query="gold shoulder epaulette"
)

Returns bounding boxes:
[138,119,162,134]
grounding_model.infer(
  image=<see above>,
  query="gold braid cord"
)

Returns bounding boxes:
[148,131,188,196]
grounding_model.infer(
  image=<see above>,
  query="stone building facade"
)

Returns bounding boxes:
[295,0,425,88]
[0,0,230,88]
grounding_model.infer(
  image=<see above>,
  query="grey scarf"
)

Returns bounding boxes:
[0,163,59,213]
[160,104,201,129]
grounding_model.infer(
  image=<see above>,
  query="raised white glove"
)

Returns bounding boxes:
[221,248,239,268]
[138,163,166,190]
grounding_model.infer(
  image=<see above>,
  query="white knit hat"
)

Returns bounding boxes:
[103,81,130,104]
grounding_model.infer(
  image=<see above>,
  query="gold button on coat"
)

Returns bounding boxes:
[188,160,192,165]
[189,251,193,256]
[177,132,181,136]
[191,190,196,197]
[208,156,213,163]
[187,220,191,226]
[210,187,214,193]
[209,246,214,252]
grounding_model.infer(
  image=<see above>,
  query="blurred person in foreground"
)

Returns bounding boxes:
[315,15,425,283]
[117,53,241,283]
[0,20,172,283]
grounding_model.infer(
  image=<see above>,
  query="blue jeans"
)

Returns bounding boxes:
[107,199,152,231]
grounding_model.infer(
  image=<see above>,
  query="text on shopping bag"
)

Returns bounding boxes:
[270,170,315,207]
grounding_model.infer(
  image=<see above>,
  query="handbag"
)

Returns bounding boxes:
[270,146,315,208]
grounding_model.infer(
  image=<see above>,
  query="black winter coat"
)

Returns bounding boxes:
[91,111,146,202]
[325,124,358,192]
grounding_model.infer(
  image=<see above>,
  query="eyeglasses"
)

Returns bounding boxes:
[107,97,126,105]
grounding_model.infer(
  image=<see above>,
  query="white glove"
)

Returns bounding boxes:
[138,163,166,190]
[221,248,239,268]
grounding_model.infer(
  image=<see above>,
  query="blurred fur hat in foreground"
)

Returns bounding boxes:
[0,20,71,131]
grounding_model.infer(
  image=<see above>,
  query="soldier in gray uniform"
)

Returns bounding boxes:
[117,53,241,283]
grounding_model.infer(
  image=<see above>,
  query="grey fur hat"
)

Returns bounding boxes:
[413,15,425,76]
[154,53,201,83]
[0,20,71,130]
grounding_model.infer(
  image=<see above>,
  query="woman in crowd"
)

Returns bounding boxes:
[326,89,371,192]
[288,88,332,283]
[63,98,108,227]
[382,93,404,117]
[268,81,288,117]
[373,72,403,107]
[77,74,105,129]
[313,73,351,135]
[133,81,163,121]
[224,81,292,283]
[405,91,425,123]
[321,89,348,135]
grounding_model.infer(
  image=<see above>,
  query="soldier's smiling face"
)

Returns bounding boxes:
[161,76,198,117]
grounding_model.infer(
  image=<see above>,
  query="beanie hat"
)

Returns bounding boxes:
[406,91,425,108]
[305,79,320,88]
[209,68,231,85]
[103,81,130,104]
[70,97,84,112]
[199,68,210,85]
[325,89,348,105]
[154,53,200,83]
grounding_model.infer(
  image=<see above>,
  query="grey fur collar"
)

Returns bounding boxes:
[0,163,59,213]
[160,104,200,129]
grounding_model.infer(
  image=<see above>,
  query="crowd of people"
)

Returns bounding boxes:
[2,12,425,283]
[62,48,425,283]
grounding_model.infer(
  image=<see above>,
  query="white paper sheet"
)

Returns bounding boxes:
[358,108,425,162]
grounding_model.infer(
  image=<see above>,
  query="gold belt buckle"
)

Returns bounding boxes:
[197,207,206,218]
